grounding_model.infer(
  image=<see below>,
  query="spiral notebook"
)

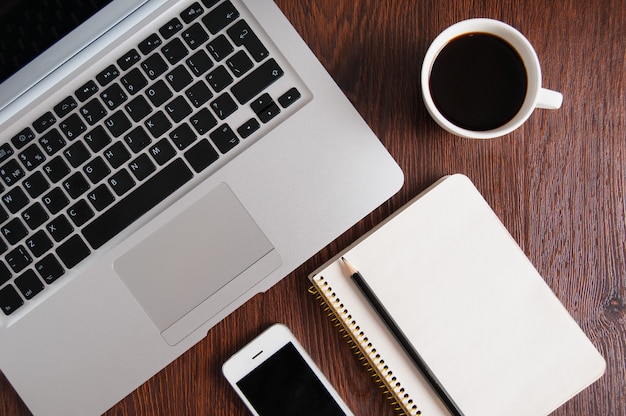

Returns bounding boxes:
[309,174,605,416]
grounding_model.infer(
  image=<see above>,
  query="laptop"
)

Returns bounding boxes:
[0,0,403,414]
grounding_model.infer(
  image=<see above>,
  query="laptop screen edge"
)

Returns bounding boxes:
[0,0,151,113]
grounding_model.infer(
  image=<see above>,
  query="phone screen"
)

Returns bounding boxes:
[236,342,348,416]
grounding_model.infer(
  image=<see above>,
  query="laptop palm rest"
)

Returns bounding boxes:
[113,183,281,346]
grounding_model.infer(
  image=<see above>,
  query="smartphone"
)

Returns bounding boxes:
[222,323,354,416]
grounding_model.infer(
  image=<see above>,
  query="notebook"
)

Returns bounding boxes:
[309,174,605,416]
[0,1,404,414]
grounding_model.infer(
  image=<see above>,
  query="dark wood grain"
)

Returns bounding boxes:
[2,0,624,415]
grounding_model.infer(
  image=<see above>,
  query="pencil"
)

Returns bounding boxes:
[341,257,464,416]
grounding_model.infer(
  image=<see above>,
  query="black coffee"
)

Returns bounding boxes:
[429,33,527,131]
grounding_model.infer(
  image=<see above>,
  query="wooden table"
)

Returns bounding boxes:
[2,0,624,414]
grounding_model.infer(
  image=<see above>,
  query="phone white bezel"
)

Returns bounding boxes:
[222,323,353,415]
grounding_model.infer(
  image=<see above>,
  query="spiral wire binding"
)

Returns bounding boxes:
[309,276,422,415]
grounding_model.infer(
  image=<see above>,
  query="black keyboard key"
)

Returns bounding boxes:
[210,124,239,153]
[56,235,90,269]
[142,53,169,80]
[18,144,46,171]
[63,141,91,168]
[202,1,239,34]
[170,123,198,150]
[129,154,156,181]
[84,126,112,153]
[251,93,280,123]
[145,80,173,107]
[104,110,132,138]
[32,111,56,134]
[42,187,70,215]
[96,65,120,87]
[100,83,128,110]
[144,111,172,138]
[67,199,94,227]
[83,159,193,249]
[186,49,214,76]
[206,65,233,92]
[184,139,219,173]
[149,138,177,166]
[0,284,23,315]
[117,49,142,71]
[83,156,111,184]
[75,80,99,102]
[181,2,204,24]
[62,172,90,199]
[25,230,53,258]
[165,96,192,123]
[2,218,28,245]
[80,98,108,126]
[138,33,163,55]
[47,215,74,242]
[0,203,15,229]
[35,254,65,283]
[210,93,238,120]
[162,38,189,65]
[0,143,15,164]
[2,187,29,214]
[103,142,131,169]
[1,192,27,220]
[227,20,269,62]
[22,172,50,199]
[207,35,233,61]
[159,18,183,39]
[124,127,152,153]
[182,23,209,50]
[201,0,220,8]
[125,95,153,122]
[87,184,115,212]
[53,96,78,118]
[166,65,193,92]
[278,87,301,108]
[0,159,26,186]
[108,169,135,196]
[0,205,7,224]
[121,68,148,95]
[15,270,44,300]
[39,129,66,155]
[11,128,35,149]
[6,245,32,273]
[21,202,49,230]
[0,262,11,285]
[59,113,87,140]
[237,118,260,139]
[231,59,284,105]
[186,81,213,108]
[189,108,217,135]
[226,50,253,77]
[42,156,70,183]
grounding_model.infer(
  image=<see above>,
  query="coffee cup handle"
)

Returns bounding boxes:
[536,88,563,110]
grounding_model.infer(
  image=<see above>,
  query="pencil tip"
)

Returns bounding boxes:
[340,257,357,275]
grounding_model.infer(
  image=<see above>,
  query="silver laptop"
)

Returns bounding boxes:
[0,0,403,414]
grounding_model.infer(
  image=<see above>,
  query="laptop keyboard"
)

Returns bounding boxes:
[0,0,305,316]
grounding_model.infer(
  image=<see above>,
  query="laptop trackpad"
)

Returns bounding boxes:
[114,183,281,345]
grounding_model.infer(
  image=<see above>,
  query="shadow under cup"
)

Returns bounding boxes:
[421,19,559,139]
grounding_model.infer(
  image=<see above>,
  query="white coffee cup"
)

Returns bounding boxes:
[421,18,563,139]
